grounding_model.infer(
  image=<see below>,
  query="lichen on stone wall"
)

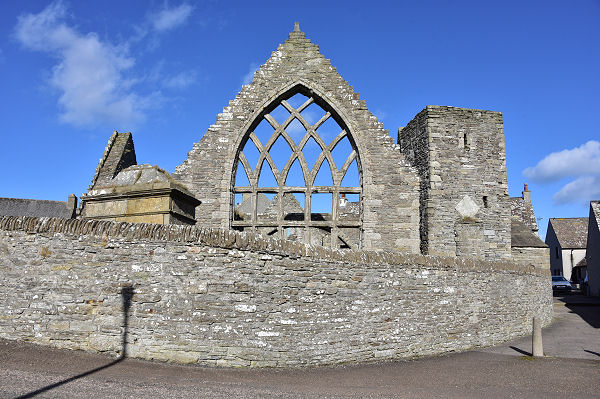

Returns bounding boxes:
[0,215,553,367]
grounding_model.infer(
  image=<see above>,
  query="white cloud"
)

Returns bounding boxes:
[14,1,158,128]
[553,176,600,205]
[300,110,318,125]
[523,140,600,182]
[162,70,197,89]
[523,140,600,205]
[242,63,259,85]
[151,3,193,32]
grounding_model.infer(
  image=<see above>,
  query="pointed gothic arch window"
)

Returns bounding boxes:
[231,87,362,249]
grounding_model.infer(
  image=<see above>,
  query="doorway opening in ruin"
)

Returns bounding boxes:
[231,87,362,249]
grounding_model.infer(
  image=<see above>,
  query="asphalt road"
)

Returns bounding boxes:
[1,295,599,399]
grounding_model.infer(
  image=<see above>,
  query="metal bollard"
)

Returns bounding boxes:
[532,316,543,357]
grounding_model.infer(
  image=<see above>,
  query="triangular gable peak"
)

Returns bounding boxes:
[174,24,420,252]
[89,131,137,190]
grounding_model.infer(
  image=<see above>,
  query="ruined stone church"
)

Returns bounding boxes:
[0,24,554,367]
[81,23,533,263]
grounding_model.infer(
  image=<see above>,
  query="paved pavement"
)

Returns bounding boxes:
[480,294,600,360]
[1,295,598,399]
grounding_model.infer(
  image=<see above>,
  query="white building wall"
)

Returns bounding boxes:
[560,248,586,281]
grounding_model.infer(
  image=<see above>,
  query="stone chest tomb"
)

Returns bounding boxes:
[81,132,200,224]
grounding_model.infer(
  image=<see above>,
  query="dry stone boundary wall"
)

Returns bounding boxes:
[0,216,553,367]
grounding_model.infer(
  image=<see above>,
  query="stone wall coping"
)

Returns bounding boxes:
[0,215,546,276]
[425,105,503,116]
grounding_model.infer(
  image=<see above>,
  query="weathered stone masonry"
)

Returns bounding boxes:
[0,216,552,367]
[173,25,421,253]
[0,24,553,369]
[399,106,510,260]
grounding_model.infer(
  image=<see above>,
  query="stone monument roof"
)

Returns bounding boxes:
[86,164,196,201]
[103,164,173,187]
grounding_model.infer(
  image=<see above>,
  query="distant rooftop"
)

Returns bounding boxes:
[0,197,73,219]
[548,217,589,249]
[511,219,546,248]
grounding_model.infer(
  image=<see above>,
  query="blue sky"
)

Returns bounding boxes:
[1,0,599,239]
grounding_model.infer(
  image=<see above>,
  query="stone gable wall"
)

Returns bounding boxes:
[172,29,420,252]
[587,202,600,296]
[510,196,538,233]
[89,132,136,190]
[511,247,550,270]
[0,216,552,367]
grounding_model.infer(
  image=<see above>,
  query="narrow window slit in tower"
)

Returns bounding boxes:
[483,196,488,208]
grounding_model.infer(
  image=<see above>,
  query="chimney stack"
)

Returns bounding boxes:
[523,183,531,204]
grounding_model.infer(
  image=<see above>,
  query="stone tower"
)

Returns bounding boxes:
[398,106,511,260]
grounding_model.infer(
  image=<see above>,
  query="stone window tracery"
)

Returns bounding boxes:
[231,89,362,249]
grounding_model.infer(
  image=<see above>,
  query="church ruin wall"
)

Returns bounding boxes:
[0,216,553,367]
[172,28,420,253]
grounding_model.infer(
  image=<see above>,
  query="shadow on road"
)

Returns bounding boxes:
[556,294,600,329]
[564,305,600,328]
[15,285,134,399]
[509,346,532,356]
[583,349,600,357]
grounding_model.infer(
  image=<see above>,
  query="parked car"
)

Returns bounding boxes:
[552,276,572,294]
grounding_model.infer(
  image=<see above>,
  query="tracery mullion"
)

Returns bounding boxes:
[338,151,358,186]
[276,125,306,181]
[279,120,311,185]
[237,152,256,186]
[250,135,283,186]
[263,152,282,184]
[233,92,362,249]
[265,113,310,187]
[281,98,313,114]
[248,133,265,172]
[263,125,284,153]
[266,112,295,133]
[324,130,348,174]
[280,131,299,153]
[263,114,281,130]
[312,112,332,131]
[264,109,299,240]
[282,115,313,243]
[310,149,337,184]
[328,130,348,153]
[287,108,312,132]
